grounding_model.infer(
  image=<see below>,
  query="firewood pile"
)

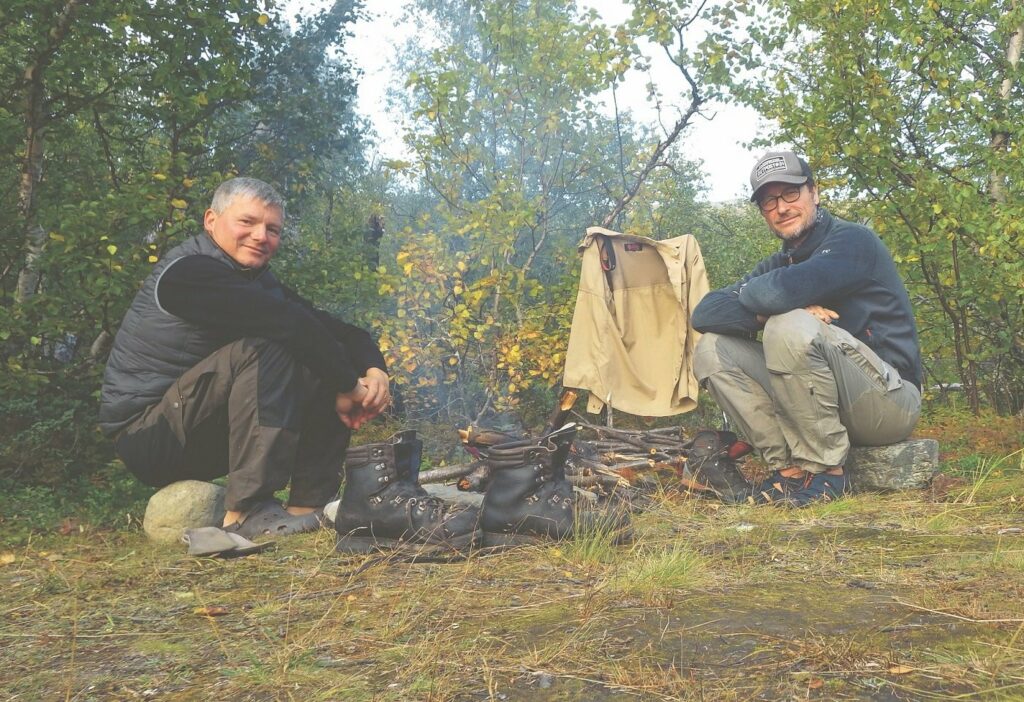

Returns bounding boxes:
[419,420,696,494]
[568,422,694,489]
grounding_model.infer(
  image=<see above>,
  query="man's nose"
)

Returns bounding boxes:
[250,224,268,241]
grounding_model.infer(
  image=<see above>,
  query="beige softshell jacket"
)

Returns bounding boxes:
[563,227,710,416]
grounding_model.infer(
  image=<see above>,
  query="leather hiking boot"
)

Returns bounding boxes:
[335,431,481,555]
[678,429,752,504]
[480,425,632,546]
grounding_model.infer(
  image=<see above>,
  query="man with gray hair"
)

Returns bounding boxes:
[688,151,923,506]
[100,177,392,537]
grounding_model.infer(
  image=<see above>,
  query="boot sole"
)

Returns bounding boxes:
[481,531,549,548]
[482,527,634,548]
[335,529,481,556]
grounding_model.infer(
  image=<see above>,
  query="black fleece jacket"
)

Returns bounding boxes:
[158,255,386,393]
[691,209,923,389]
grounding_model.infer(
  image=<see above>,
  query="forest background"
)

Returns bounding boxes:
[2,0,1022,491]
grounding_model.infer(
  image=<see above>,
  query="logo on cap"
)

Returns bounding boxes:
[755,156,787,181]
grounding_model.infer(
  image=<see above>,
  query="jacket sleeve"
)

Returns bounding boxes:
[691,257,775,335]
[737,226,877,315]
[157,255,361,393]
[282,288,388,375]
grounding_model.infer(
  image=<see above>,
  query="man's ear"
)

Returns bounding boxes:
[203,208,217,233]
[809,185,820,206]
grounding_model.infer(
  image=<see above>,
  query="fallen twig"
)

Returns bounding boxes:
[419,462,480,484]
[892,598,1024,624]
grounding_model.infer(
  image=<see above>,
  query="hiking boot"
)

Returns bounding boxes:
[783,471,850,507]
[679,429,752,504]
[480,424,631,546]
[751,469,808,505]
[335,431,481,555]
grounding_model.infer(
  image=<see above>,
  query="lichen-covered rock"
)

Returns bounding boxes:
[846,439,939,491]
[143,480,226,543]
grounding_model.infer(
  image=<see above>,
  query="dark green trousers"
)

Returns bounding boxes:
[115,338,349,513]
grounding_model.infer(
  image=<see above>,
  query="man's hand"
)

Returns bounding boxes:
[335,384,371,430]
[359,367,391,415]
[805,304,839,324]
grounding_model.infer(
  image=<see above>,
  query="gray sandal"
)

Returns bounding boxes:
[182,526,275,557]
[226,500,322,539]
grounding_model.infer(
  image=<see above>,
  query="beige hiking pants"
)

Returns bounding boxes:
[693,309,921,474]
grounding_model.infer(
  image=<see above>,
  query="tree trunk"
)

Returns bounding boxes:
[988,16,1023,202]
[15,0,81,303]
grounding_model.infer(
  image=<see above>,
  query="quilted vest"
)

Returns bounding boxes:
[98,233,282,436]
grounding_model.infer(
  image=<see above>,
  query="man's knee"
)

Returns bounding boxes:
[763,310,823,371]
[233,337,291,363]
[694,333,725,381]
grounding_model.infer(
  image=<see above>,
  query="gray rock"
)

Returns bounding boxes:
[846,439,939,491]
[143,480,226,543]
[421,482,484,508]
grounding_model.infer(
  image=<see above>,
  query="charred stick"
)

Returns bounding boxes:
[569,474,627,488]
[540,389,579,437]
[457,462,493,492]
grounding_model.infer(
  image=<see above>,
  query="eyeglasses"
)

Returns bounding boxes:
[757,185,804,213]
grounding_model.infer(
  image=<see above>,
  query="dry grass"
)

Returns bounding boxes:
[2,415,1023,700]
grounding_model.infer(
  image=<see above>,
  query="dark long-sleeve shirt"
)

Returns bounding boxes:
[158,255,386,394]
[691,209,923,388]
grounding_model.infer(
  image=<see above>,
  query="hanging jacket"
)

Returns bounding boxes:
[563,226,710,416]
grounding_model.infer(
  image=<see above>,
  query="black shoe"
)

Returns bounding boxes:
[751,470,807,505]
[682,429,752,504]
[335,431,481,555]
[782,471,849,508]
[480,425,632,546]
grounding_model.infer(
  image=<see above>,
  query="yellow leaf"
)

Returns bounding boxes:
[888,665,914,675]
[148,255,159,263]
[456,261,467,272]
[182,178,194,188]
[0,553,15,566]
[106,244,118,256]
[170,199,188,209]
[153,173,167,181]
[257,13,269,25]
[396,251,410,263]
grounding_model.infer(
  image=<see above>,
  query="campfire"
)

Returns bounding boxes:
[418,391,704,495]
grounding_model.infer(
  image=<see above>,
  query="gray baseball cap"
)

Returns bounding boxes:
[749,150,813,201]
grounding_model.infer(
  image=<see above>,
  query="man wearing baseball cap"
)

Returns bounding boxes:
[687,150,923,506]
